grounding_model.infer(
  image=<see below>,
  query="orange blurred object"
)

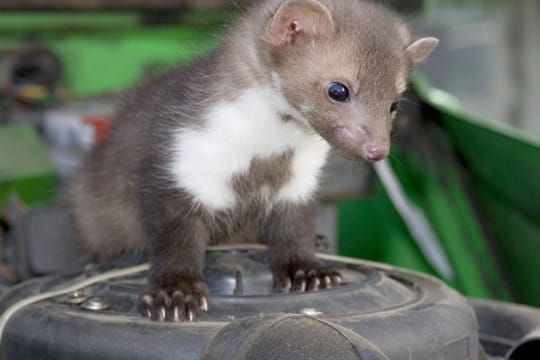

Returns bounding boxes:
[83,116,112,144]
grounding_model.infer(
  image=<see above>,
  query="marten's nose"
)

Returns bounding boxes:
[364,143,389,161]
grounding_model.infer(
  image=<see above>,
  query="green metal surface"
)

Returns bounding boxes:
[337,194,435,275]
[414,75,540,306]
[0,124,57,206]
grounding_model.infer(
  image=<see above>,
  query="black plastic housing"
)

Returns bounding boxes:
[0,249,486,359]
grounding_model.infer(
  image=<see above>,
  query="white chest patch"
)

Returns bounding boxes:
[169,87,330,211]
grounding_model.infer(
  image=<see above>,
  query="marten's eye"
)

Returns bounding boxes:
[327,82,350,103]
[390,99,400,113]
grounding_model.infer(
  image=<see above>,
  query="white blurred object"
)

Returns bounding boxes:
[43,111,94,150]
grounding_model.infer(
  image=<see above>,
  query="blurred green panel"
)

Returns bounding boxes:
[0,11,227,96]
[0,124,57,206]
[0,12,139,31]
[337,194,434,276]
[48,27,218,95]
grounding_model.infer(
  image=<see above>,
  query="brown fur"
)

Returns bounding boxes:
[258,0,413,160]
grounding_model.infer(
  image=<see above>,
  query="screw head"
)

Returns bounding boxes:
[60,291,88,305]
[81,297,109,311]
[300,307,323,316]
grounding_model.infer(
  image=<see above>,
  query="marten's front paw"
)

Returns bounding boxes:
[274,260,342,293]
[137,279,208,322]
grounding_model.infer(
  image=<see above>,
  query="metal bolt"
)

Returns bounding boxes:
[300,307,323,316]
[81,297,109,311]
[62,291,88,305]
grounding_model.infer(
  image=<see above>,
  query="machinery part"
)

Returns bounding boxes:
[0,247,485,359]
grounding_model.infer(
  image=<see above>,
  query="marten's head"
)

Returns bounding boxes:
[260,0,437,162]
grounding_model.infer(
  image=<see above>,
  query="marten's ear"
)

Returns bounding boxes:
[264,0,334,47]
[406,37,439,64]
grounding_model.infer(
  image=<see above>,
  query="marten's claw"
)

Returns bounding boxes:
[138,280,208,322]
[276,262,342,293]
